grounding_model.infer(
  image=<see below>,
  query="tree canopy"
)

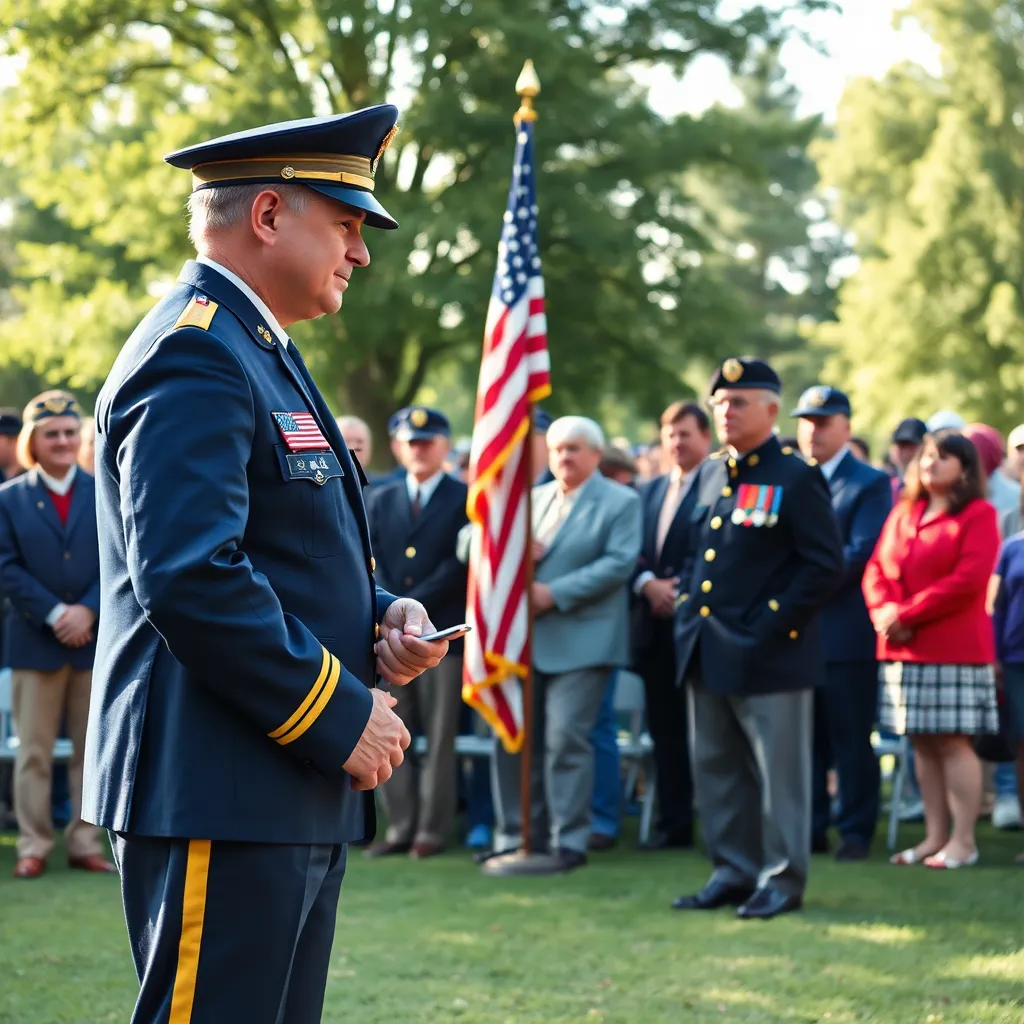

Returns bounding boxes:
[2,0,831,456]
[815,0,1024,438]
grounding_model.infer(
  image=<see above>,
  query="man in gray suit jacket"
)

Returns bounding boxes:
[490,416,642,870]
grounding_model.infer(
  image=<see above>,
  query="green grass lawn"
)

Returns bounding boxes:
[1,824,1022,1024]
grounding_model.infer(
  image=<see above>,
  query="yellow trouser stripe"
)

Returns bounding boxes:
[276,654,341,746]
[169,839,211,1024]
[268,648,331,741]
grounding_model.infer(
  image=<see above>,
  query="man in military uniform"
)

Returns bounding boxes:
[364,406,469,859]
[82,106,451,1023]
[671,357,843,920]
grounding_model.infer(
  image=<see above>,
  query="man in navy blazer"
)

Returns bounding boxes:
[793,385,892,860]
[364,406,469,858]
[631,401,712,850]
[83,108,451,1023]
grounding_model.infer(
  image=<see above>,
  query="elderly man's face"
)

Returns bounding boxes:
[797,413,850,465]
[267,192,370,322]
[340,421,371,463]
[711,388,777,451]
[550,438,601,490]
[398,435,449,481]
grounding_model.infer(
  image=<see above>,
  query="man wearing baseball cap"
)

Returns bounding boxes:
[792,385,892,861]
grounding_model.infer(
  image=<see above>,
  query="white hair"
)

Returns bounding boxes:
[186,183,311,247]
[547,415,605,451]
[336,415,371,439]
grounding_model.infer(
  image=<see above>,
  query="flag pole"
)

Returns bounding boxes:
[480,60,562,877]
[515,61,540,860]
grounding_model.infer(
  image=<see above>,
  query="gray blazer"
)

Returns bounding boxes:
[532,473,642,674]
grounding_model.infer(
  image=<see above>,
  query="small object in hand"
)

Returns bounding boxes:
[417,623,472,643]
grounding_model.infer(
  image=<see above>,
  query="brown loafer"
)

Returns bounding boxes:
[13,856,46,879]
[68,854,117,874]
[363,841,412,858]
[409,840,445,859]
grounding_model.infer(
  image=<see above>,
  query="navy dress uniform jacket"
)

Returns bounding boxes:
[819,450,892,663]
[365,475,469,647]
[82,260,396,845]
[631,472,701,656]
[674,437,844,695]
[0,469,100,671]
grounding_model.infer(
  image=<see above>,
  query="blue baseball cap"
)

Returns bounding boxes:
[165,106,401,230]
[393,407,450,442]
[791,385,852,419]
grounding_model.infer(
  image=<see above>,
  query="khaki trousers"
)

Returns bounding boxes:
[11,666,102,861]
[380,656,463,846]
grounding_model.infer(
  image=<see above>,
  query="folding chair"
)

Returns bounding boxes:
[613,669,656,844]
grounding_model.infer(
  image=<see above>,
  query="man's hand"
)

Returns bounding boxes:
[54,605,96,648]
[343,689,411,791]
[530,581,556,615]
[531,540,547,564]
[375,598,449,686]
[642,577,679,618]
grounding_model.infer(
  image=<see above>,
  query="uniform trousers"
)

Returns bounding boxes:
[380,655,462,846]
[112,834,347,1024]
[492,666,609,853]
[812,660,881,846]
[688,674,813,898]
[11,665,102,860]
[637,627,693,841]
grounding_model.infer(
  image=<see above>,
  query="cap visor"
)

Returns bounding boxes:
[305,183,398,230]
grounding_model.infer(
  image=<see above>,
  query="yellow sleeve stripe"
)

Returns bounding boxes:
[276,655,341,746]
[173,296,219,331]
[268,647,335,742]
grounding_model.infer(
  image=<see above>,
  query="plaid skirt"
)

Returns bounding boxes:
[878,662,999,736]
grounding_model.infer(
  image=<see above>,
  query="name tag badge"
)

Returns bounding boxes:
[284,451,344,486]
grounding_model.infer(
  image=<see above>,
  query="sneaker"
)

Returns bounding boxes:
[992,794,1022,831]
[465,824,492,850]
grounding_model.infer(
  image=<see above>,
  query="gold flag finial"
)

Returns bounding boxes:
[514,60,540,125]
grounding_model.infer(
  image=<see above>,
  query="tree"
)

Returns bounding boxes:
[1,0,829,460]
[814,0,1024,437]
[684,41,849,418]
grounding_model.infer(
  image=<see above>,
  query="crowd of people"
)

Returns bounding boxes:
[2,365,1023,905]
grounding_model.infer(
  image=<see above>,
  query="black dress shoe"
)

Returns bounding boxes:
[639,831,694,852]
[835,839,870,862]
[811,834,831,854]
[736,886,803,920]
[671,879,755,911]
[587,833,617,852]
[552,847,588,871]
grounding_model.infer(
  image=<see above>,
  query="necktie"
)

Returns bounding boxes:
[535,492,569,546]
[656,475,684,555]
[411,487,422,520]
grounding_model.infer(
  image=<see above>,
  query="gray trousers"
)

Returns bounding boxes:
[492,666,609,854]
[688,679,813,898]
[379,655,463,846]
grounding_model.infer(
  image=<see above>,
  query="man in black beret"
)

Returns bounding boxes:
[670,357,843,919]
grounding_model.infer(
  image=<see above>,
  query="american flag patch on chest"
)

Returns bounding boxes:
[272,411,329,452]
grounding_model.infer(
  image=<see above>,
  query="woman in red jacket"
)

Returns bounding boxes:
[863,430,1000,869]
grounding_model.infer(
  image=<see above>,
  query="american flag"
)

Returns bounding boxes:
[272,411,329,452]
[462,118,551,754]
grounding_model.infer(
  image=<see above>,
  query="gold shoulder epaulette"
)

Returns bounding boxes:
[174,295,219,331]
[710,449,726,460]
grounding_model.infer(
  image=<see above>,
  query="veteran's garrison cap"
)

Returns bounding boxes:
[165,105,401,230]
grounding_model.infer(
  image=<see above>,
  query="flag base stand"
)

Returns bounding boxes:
[479,850,564,877]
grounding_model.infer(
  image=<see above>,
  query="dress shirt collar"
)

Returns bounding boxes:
[819,445,849,482]
[37,463,77,496]
[195,255,289,347]
[406,469,446,508]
